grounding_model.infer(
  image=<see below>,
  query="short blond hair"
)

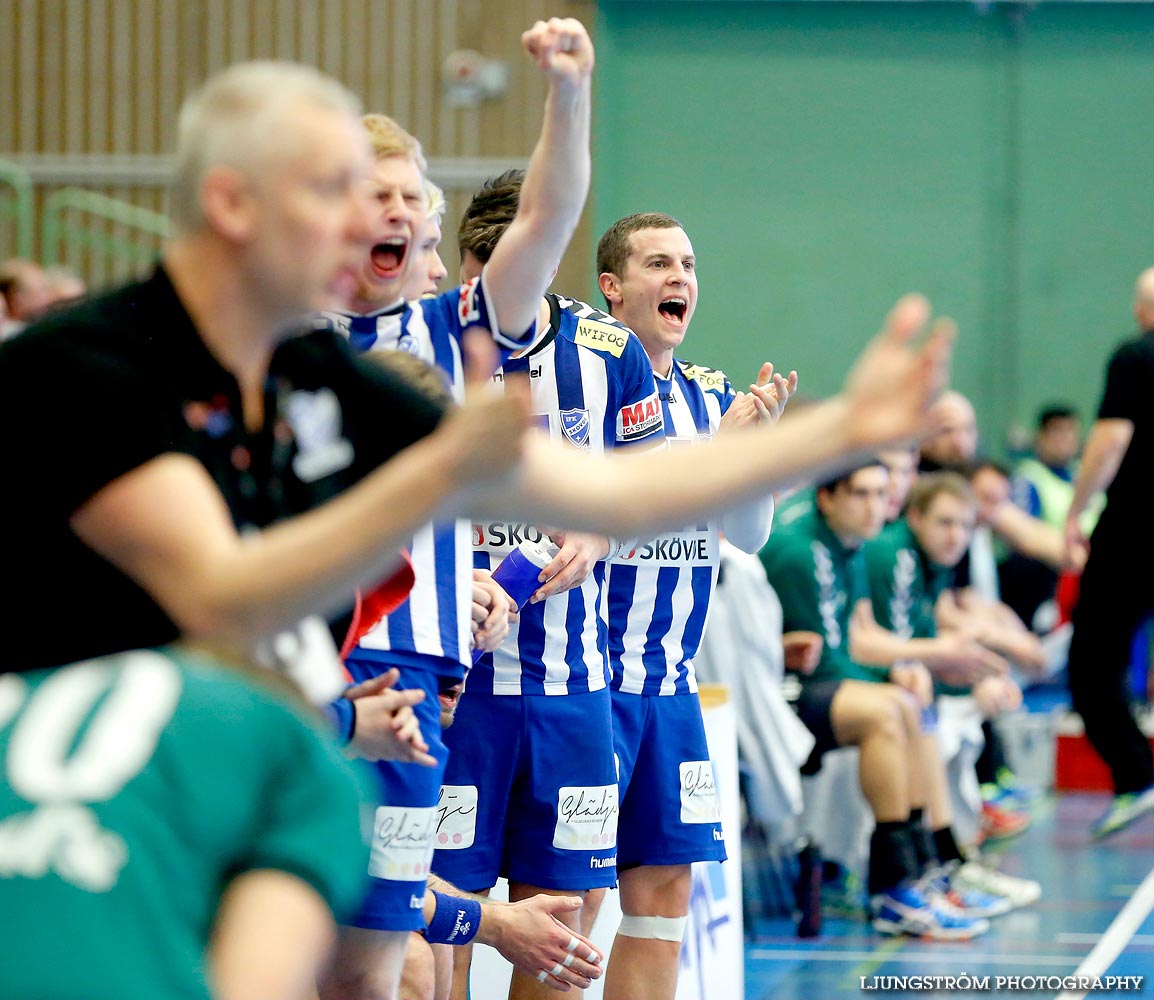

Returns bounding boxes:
[423,177,446,221]
[361,113,427,172]
[170,61,361,233]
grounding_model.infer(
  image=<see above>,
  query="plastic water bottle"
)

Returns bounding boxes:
[472,537,559,663]
[795,839,823,938]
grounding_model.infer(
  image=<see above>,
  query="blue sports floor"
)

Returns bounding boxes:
[744,791,1154,999]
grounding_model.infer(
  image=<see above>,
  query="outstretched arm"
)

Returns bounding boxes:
[70,294,949,666]
[483,18,594,335]
[474,295,954,538]
[70,387,531,644]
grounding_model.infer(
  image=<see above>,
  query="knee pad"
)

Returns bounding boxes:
[617,914,687,942]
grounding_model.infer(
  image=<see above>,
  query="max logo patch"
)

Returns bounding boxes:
[559,408,592,450]
[617,391,664,440]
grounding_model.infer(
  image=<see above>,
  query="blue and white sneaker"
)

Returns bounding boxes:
[954,859,1040,909]
[871,883,990,941]
[921,865,1012,919]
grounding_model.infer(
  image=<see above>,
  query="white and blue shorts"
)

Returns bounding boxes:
[435,687,619,892]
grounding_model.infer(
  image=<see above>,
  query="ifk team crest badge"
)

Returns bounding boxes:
[559,408,592,450]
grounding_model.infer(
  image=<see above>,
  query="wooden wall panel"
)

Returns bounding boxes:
[0,0,596,295]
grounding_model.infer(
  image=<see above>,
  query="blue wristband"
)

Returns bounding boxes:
[424,891,482,945]
[325,696,356,745]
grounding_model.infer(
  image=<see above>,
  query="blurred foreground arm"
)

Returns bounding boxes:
[480,295,955,538]
[209,870,335,1000]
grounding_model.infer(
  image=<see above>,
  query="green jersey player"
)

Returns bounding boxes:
[0,647,373,1000]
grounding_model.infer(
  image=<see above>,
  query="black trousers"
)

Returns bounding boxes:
[1067,523,1154,795]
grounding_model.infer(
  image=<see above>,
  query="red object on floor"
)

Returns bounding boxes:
[1055,731,1154,792]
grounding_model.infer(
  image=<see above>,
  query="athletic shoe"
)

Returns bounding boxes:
[1091,784,1154,839]
[953,860,1041,909]
[920,865,1012,919]
[977,801,1030,844]
[994,766,1041,803]
[981,773,1039,813]
[871,883,989,941]
[981,783,1030,816]
[821,863,867,917]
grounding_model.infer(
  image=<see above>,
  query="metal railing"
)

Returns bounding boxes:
[41,188,170,272]
[0,158,35,260]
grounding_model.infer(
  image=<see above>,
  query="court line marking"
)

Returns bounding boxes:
[748,948,1080,967]
[1056,932,1154,947]
[1056,863,1154,1000]
[848,935,903,981]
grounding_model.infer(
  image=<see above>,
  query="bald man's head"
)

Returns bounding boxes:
[921,390,978,469]
[1134,267,1154,330]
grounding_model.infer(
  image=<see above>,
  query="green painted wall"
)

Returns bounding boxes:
[592,2,1154,453]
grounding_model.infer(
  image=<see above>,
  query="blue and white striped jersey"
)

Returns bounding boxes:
[471,293,666,696]
[605,360,734,697]
[321,275,532,679]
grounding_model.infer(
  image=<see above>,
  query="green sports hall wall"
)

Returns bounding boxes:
[592,1,1154,452]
